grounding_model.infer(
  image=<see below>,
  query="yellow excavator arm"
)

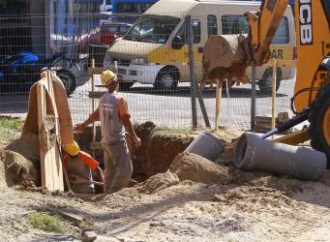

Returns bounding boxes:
[243,0,330,162]
[245,0,289,66]
[202,0,330,160]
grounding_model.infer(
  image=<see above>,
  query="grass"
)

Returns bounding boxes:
[27,212,68,233]
[0,116,23,142]
[153,127,194,136]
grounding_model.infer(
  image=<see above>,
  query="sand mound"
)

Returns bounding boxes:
[138,170,179,194]
[5,134,39,166]
[0,135,40,188]
[170,152,230,185]
[0,150,38,187]
[133,152,230,194]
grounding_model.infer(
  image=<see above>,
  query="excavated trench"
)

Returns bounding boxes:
[0,122,195,188]
[74,122,194,181]
[0,119,242,193]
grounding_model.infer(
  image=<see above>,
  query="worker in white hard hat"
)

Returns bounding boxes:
[74,70,141,194]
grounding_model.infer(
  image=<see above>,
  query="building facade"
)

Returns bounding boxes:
[0,0,101,57]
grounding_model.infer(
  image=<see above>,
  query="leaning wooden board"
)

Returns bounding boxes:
[36,71,64,191]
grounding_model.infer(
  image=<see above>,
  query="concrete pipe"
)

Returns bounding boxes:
[185,132,224,161]
[234,132,327,181]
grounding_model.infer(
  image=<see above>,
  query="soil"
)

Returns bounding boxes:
[75,122,194,181]
[139,130,193,178]
[170,152,230,185]
[1,126,330,241]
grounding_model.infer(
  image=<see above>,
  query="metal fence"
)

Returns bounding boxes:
[0,11,296,131]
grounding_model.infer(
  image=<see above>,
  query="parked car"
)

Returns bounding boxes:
[89,22,132,46]
[0,51,77,95]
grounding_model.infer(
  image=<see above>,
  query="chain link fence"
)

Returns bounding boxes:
[0,5,296,131]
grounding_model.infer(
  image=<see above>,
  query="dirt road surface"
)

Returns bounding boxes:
[1,146,330,242]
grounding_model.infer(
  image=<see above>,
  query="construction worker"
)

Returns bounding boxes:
[63,142,104,194]
[74,70,141,194]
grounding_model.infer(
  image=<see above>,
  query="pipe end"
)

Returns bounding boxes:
[234,133,248,168]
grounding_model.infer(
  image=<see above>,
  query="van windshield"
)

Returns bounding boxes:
[124,15,180,43]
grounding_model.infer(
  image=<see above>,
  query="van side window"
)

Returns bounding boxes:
[221,15,249,35]
[207,15,218,36]
[175,19,201,44]
[192,19,201,43]
[221,15,289,44]
[272,17,290,44]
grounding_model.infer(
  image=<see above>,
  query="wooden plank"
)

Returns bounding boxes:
[47,72,63,191]
[256,116,272,121]
[37,84,47,189]
[215,81,222,131]
[37,72,64,192]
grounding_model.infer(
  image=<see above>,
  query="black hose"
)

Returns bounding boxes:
[290,87,320,114]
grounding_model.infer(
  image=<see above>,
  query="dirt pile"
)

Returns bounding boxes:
[0,150,38,188]
[0,134,40,188]
[5,134,39,165]
[138,170,180,194]
[136,152,230,194]
[170,152,230,185]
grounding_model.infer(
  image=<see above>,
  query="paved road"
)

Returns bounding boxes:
[0,73,295,130]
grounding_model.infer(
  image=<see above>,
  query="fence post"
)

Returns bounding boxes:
[91,59,96,157]
[186,15,198,129]
[271,60,277,133]
[251,66,257,131]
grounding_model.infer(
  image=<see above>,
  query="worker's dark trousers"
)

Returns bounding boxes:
[102,141,133,194]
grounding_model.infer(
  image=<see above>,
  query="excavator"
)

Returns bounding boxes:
[212,0,330,168]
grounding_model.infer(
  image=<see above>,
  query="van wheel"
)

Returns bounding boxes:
[119,82,134,91]
[154,67,179,90]
[258,68,281,95]
[57,69,77,96]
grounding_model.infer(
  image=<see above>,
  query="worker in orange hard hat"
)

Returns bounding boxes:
[74,70,141,194]
[63,141,104,194]
[63,141,81,157]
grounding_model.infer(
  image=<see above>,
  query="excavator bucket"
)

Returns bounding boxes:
[201,34,251,85]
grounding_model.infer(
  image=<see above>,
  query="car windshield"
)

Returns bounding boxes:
[124,15,180,43]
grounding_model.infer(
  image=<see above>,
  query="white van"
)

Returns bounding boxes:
[104,0,296,93]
